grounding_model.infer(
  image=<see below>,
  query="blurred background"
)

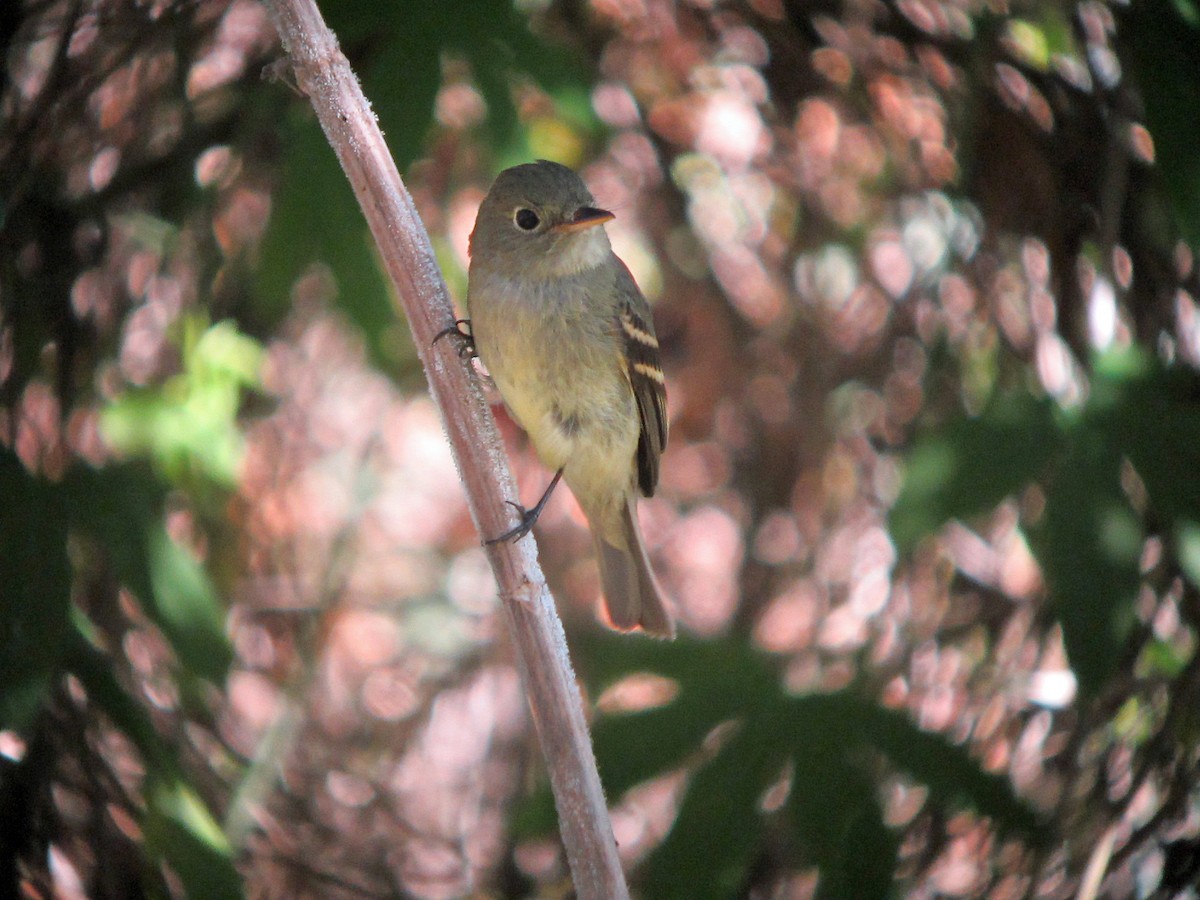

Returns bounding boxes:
[4,0,1200,897]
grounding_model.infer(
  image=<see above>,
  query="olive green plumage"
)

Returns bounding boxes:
[467,161,673,637]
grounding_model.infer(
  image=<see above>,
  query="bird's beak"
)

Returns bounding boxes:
[551,206,615,234]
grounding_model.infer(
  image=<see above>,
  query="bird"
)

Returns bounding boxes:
[463,160,673,637]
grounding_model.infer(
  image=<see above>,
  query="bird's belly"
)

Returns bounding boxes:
[495,364,638,503]
[471,277,638,505]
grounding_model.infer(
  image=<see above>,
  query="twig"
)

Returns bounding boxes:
[259,2,629,897]
[1076,823,1118,900]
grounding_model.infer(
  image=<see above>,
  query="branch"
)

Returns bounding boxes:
[260,2,629,897]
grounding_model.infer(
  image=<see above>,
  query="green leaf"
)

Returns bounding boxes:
[69,628,241,896]
[1019,347,1200,696]
[586,637,778,797]
[814,800,896,900]
[0,448,70,730]
[147,527,230,682]
[640,726,778,900]
[563,639,1046,898]
[893,349,1197,696]
[256,113,400,368]
[844,696,1047,842]
[1121,0,1200,244]
[890,391,1063,552]
[581,632,778,697]
[101,318,261,489]
[784,693,1045,898]
[1139,639,1190,679]
[65,462,232,684]
[1033,426,1140,697]
[786,752,895,900]
[145,777,241,899]
[1177,520,1200,590]
[67,628,178,773]
[1092,348,1200,527]
[592,696,728,799]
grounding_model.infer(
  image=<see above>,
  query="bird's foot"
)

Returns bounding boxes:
[434,318,476,359]
[486,501,540,544]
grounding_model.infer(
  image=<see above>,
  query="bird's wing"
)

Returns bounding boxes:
[614,259,668,497]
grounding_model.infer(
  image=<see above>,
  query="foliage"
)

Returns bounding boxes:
[4,0,1200,897]
[0,317,251,893]
[1,321,245,723]
[0,443,239,892]
[256,0,596,369]
[0,450,71,732]
[101,316,264,491]
[893,348,1200,696]
[522,636,1046,899]
[1121,0,1200,245]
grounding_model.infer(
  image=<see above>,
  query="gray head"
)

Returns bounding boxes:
[469,160,614,280]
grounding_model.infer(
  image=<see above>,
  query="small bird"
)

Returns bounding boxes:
[464,160,673,637]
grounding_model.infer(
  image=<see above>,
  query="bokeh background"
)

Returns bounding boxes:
[4,0,1200,897]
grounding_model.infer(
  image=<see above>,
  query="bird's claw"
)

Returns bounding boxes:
[486,501,538,544]
[434,318,476,359]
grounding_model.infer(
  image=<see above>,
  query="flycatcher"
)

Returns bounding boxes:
[465,160,674,637]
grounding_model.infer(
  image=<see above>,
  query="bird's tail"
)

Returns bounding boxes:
[592,500,674,638]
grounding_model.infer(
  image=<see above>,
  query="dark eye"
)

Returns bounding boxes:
[514,208,540,231]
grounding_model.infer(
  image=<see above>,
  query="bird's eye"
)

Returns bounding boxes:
[514,208,540,231]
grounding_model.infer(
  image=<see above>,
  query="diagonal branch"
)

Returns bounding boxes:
[260,2,629,897]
